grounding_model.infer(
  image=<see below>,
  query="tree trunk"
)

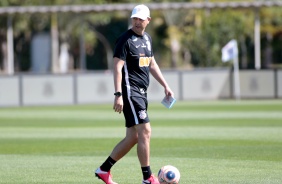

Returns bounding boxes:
[51,13,59,73]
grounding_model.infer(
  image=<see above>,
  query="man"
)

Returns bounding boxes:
[95,4,174,184]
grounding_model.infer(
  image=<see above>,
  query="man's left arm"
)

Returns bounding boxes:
[149,56,174,97]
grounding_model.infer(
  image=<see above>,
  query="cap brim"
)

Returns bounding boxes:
[131,14,148,21]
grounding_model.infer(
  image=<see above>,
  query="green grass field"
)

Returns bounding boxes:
[0,100,282,184]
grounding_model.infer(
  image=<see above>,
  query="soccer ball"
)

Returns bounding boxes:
[158,165,180,184]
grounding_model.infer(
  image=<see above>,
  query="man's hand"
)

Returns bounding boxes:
[113,96,123,114]
[164,86,174,99]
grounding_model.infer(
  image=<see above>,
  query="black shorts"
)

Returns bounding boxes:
[123,95,150,128]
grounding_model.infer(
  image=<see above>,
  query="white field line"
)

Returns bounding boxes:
[1,127,281,142]
[0,110,281,120]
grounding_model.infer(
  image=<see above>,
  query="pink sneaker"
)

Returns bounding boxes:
[95,167,118,184]
[142,174,160,184]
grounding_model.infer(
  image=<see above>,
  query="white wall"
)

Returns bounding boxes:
[240,70,275,98]
[278,70,282,98]
[181,69,230,100]
[148,71,180,102]
[22,75,74,106]
[76,73,114,104]
[0,69,281,107]
[0,76,20,107]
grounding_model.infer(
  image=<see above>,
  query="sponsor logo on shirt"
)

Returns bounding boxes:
[139,57,151,67]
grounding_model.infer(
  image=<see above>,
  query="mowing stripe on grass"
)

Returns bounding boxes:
[0,110,282,120]
[0,126,281,142]
[0,155,281,184]
[0,100,281,184]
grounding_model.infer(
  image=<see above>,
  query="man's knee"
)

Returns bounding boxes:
[136,123,151,138]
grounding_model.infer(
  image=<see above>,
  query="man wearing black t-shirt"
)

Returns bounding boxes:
[95,4,174,184]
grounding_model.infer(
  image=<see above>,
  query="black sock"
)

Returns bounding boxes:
[142,166,152,180]
[100,156,116,172]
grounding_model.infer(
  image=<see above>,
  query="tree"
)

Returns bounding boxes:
[0,0,116,73]
[181,8,254,68]
[260,7,282,68]
[1,0,282,73]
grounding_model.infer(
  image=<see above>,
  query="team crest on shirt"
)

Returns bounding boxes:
[138,110,147,119]
[140,88,146,94]
[132,35,138,41]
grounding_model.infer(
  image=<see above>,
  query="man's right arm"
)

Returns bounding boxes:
[113,57,125,114]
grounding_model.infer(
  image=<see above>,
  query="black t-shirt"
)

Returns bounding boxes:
[113,29,154,97]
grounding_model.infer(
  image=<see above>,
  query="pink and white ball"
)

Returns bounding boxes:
[158,165,181,184]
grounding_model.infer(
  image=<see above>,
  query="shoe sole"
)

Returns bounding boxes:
[95,173,114,184]
[95,172,118,184]
[95,173,103,180]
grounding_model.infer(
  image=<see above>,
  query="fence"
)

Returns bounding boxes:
[0,69,281,107]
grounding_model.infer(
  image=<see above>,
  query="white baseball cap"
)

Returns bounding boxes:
[131,4,150,20]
